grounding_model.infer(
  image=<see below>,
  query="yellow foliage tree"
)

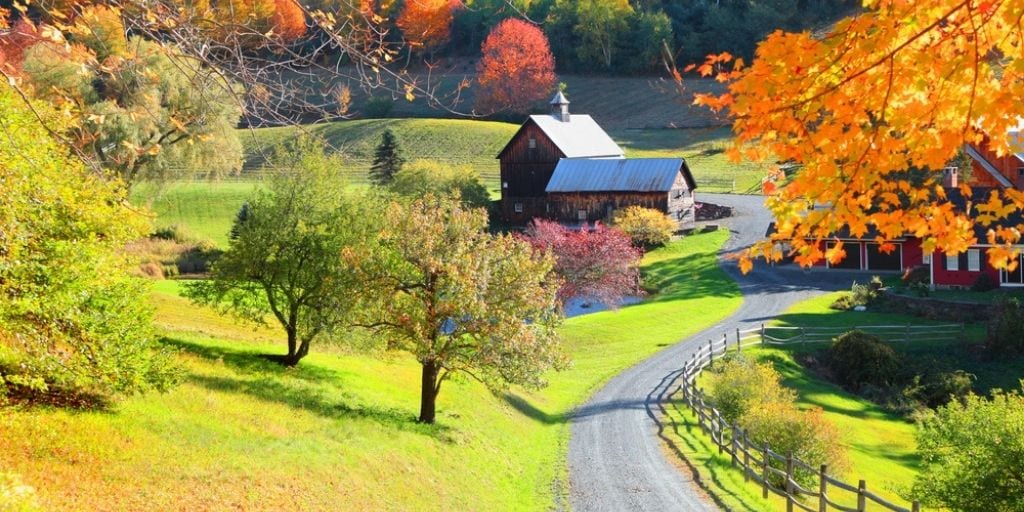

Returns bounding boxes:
[692,1,1024,272]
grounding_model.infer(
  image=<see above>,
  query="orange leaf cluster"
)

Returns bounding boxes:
[695,1,1024,272]
[396,0,453,53]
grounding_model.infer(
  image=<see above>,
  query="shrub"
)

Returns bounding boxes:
[705,355,796,424]
[901,265,930,286]
[829,282,878,311]
[138,262,164,279]
[829,330,899,391]
[971,272,997,292]
[904,370,975,409]
[610,206,677,247]
[829,294,855,310]
[987,297,1024,355]
[363,96,393,118]
[740,402,847,490]
[913,389,1024,511]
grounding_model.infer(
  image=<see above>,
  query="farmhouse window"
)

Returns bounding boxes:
[514,202,524,213]
[922,252,932,265]
[577,209,587,221]
[945,253,959,271]
[968,249,981,271]
[528,137,537,149]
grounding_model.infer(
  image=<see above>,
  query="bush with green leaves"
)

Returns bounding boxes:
[828,330,900,391]
[912,388,1024,511]
[903,370,975,409]
[704,355,796,424]
[971,273,997,292]
[610,206,677,247]
[0,88,178,402]
[389,159,491,210]
[987,297,1024,355]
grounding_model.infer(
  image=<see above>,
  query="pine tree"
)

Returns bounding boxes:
[369,129,405,186]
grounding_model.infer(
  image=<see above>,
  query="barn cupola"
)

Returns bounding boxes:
[550,91,570,122]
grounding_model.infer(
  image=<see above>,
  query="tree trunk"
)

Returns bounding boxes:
[418,360,440,424]
[283,327,300,367]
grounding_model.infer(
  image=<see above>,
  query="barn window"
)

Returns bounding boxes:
[502,181,508,189]
[514,202,524,213]
[545,202,552,213]
[968,249,981,271]
[946,253,959,271]
[528,137,537,149]
[577,209,587,220]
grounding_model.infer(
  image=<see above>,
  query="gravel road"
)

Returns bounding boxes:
[566,193,863,512]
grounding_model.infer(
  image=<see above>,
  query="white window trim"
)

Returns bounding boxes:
[528,137,537,149]
[514,202,524,213]
[946,253,959,271]
[922,252,932,265]
[577,209,587,221]
[968,249,981,272]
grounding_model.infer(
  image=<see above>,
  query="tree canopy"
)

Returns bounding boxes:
[475,17,556,114]
[354,197,564,423]
[691,1,1024,272]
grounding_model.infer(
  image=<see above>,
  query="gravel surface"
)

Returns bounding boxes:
[566,193,864,512]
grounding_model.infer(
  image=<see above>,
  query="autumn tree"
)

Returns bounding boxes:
[611,206,677,247]
[369,128,405,185]
[476,17,556,114]
[690,1,1024,272]
[396,0,454,55]
[0,87,177,401]
[10,12,243,187]
[389,159,490,210]
[354,197,563,424]
[187,137,378,366]
[521,219,643,308]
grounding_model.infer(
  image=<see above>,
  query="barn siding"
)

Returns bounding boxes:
[499,121,564,221]
[968,135,1024,188]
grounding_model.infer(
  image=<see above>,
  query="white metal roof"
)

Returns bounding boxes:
[545,158,690,193]
[528,114,624,158]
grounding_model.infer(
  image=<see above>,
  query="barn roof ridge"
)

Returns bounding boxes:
[496,114,624,160]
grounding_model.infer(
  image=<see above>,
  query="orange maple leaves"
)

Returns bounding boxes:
[475,18,556,114]
[692,0,1024,272]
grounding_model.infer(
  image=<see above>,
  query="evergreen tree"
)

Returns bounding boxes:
[369,129,405,186]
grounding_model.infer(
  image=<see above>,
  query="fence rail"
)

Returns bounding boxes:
[674,324,943,512]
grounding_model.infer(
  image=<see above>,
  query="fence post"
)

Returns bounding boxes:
[912,500,921,512]
[722,333,728,355]
[818,464,827,512]
[800,327,806,344]
[708,340,714,367]
[716,409,724,454]
[736,328,742,352]
[730,422,738,466]
[761,323,766,345]
[762,443,770,499]
[742,430,750,482]
[905,323,910,343]
[785,453,795,512]
[857,480,866,511]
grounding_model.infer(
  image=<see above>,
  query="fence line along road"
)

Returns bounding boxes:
[674,324,951,512]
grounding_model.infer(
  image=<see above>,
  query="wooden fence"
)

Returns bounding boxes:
[675,325,943,512]
[761,324,964,345]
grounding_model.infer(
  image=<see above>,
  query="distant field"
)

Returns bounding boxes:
[1,232,742,511]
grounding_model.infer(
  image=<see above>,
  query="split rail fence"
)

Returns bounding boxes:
[674,323,962,512]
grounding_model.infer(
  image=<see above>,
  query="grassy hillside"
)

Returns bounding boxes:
[662,292,1009,511]
[1,231,742,511]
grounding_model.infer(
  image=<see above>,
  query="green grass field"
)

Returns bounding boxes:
[662,292,1016,512]
[1,231,742,511]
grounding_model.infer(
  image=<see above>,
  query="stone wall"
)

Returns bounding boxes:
[881,290,992,322]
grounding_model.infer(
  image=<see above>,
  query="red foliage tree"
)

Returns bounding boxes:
[476,17,556,114]
[0,18,41,74]
[271,0,307,41]
[396,0,453,54]
[521,219,643,308]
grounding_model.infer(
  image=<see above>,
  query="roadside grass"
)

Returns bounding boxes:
[0,230,742,511]
[663,291,1004,511]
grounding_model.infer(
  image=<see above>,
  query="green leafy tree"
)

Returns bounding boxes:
[573,0,632,69]
[0,87,177,401]
[355,197,564,423]
[19,34,243,187]
[389,159,491,210]
[913,388,1024,511]
[186,137,378,366]
[369,128,405,186]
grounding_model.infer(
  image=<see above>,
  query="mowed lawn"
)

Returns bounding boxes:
[0,231,742,511]
[662,292,1000,512]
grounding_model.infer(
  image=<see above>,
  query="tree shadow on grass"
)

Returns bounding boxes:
[162,336,453,439]
[501,393,566,425]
